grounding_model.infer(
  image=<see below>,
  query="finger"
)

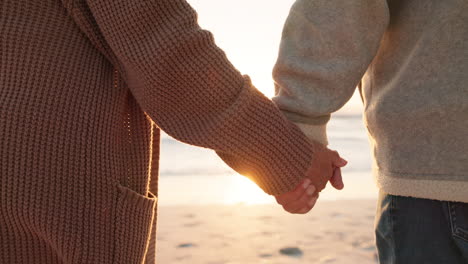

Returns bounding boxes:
[331,151,348,167]
[330,167,344,190]
[275,178,311,205]
[308,195,319,209]
[297,194,320,214]
[297,206,312,214]
[282,185,316,213]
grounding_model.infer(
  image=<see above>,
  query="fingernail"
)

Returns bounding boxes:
[306,185,316,196]
[308,196,318,206]
[339,158,348,166]
[302,179,311,189]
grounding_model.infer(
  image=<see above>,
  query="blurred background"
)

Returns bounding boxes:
[156,1,378,263]
[158,0,375,206]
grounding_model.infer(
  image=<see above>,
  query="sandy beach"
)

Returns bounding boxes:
[156,115,377,263]
[156,199,378,264]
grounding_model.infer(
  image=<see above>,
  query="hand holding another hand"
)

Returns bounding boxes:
[275,141,347,214]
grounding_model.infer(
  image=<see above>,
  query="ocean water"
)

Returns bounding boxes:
[158,115,378,206]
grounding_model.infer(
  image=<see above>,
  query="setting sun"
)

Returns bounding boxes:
[222,176,275,205]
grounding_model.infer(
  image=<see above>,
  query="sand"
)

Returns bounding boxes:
[156,199,378,264]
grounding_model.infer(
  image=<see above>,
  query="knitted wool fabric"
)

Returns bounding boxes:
[0,1,314,263]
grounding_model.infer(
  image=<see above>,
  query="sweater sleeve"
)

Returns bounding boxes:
[273,0,389,143]
[83,0,315,195]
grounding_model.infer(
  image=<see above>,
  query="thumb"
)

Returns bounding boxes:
[332,152,347,167]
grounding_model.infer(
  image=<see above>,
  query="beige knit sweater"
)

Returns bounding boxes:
[273,0,468,203]
[0,1,317,263]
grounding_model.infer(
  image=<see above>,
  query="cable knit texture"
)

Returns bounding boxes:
[0,0,314,263]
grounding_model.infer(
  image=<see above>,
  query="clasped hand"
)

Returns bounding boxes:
[275,141,347,214]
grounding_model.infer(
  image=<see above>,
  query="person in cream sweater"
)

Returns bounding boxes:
[273,0,468,263]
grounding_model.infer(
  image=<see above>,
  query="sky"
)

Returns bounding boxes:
[188,0,363,114]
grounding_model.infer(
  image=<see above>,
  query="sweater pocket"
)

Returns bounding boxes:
[114,184,157,264]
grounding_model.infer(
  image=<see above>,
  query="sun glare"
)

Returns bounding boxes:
[223,175,275,205]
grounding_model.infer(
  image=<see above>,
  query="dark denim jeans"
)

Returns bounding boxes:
[375,191,468,264]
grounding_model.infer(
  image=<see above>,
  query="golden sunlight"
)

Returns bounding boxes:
[222,176,275,205]
[188,0,295,98]
[188,0,363,111]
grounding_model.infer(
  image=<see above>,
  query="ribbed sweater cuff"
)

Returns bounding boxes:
[254,126,315,196]
[212,79,316,196]
[295,123,328,146]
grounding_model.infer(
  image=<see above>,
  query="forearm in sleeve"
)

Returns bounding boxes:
[273,0,390,144]
[84,0,315,195]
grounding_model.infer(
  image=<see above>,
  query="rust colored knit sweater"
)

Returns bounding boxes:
[0,1,315,263]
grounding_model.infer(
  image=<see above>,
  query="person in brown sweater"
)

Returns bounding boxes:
[0,1,347,263]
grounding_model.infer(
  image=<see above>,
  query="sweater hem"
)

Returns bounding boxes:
[374,168,468,203]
